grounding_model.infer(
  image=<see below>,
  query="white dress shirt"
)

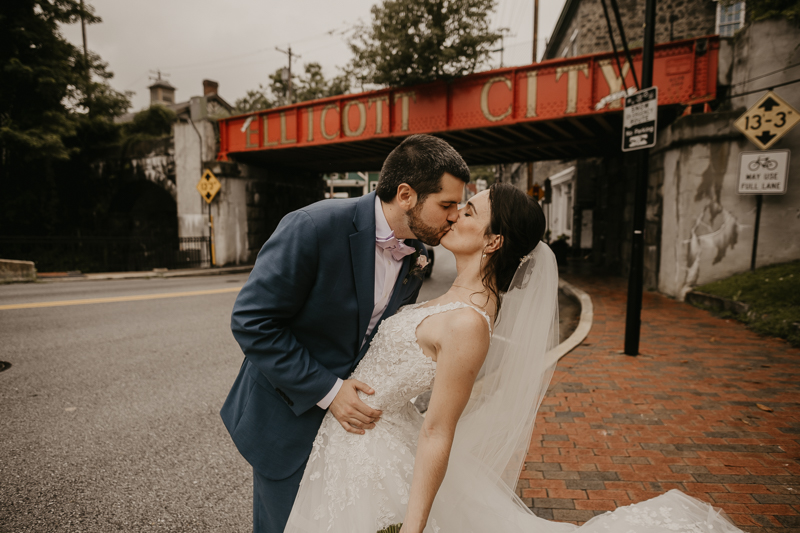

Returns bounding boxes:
[316,195,405,409]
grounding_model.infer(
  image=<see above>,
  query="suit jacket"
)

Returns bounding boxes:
[221,192,426,480]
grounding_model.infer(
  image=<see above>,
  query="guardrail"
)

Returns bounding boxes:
[0,236,211,273]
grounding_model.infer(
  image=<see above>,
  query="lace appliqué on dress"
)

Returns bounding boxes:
[296,302,487,532]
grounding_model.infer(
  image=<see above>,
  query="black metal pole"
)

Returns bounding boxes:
[600,0,628,93]
[608,0,641,90]
[623,0,656,356]
[207,201,213,267]
[751,194,763,271]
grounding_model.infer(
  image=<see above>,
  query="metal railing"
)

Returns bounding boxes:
[0,236,211,273]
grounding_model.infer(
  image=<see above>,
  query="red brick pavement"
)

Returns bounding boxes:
[516,275,800,531]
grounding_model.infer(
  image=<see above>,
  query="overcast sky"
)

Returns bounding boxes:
[60,0,567,112]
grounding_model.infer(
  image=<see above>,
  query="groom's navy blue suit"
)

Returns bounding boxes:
[221,192,425,532]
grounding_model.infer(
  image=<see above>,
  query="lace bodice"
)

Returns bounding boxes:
[351,301,492,413]
[291,302,492,532]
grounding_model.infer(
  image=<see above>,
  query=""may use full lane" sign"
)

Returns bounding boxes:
[738,150,790,195]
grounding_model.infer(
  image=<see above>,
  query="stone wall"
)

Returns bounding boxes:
[546,0,717,60]
[655,18,800,299]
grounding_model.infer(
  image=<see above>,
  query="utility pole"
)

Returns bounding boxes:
[623,0,657,356]
[492,29,512,68]
[528,0,539,199]
[79,0,89,86]
[532,0,539,63]
[275,45,300,104]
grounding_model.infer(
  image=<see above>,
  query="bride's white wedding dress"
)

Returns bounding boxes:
[285,301,742,533]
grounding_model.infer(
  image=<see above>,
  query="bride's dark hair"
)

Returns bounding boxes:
[481,183,546,315]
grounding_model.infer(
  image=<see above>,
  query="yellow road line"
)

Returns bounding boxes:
[0,287,243,311]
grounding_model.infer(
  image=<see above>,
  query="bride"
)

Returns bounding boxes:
[285,183,742,533]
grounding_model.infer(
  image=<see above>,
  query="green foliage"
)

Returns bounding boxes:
[234,62,351,114]
[126,105,177,138]
[735,0,800,27]
[0,0,132,237]
[0,1,129,163]
[696,260,800,347]
[295,63,351,102]
[469,165,496,185]
[348,0,501,87]
[234,85,274,114]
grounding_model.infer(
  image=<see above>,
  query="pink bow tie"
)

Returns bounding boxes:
[376,232,416,261]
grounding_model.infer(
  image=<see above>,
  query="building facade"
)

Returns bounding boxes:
[500,2,798,299]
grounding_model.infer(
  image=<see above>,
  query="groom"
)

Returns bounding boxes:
[221,134,470,532]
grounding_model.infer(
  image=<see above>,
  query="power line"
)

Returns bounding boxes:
[732,62,800,87]
[728,77,800,98]
[157,26,345,72]
[163,48,271,71]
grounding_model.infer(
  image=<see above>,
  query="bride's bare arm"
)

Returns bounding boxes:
[401,309,491,533]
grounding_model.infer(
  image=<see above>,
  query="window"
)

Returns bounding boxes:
[717,1,745,37]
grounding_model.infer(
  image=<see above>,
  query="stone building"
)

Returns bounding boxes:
[114,78,244,265]
[500,1,798,300]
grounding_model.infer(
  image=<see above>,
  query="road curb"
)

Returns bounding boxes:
[548,279,593,365]
[684,290,749,315]
[37,265,254,283]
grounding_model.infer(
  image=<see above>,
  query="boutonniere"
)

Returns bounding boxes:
[403,247,429,284]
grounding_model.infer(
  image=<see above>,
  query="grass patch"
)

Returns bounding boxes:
[695,260,800,347]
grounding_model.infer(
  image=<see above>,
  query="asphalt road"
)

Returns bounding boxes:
[0,274,253,532]
[0,252,578,532]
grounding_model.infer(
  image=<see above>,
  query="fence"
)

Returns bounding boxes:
[0,236,212,273]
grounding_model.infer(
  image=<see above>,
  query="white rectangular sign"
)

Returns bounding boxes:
[738,150,790,195]
[622,87,658,152]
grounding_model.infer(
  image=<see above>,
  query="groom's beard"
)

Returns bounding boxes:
[406,202,451,246]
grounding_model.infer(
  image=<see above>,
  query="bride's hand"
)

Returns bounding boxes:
[329,379,382,435]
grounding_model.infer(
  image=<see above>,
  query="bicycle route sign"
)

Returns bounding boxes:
[734,91,800,150]
[196,169,221,204]
[738,150,790,195]
[622,87,658,152]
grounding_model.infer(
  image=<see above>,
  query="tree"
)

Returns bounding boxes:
[233,85,275,114]
[746,0,800,27]
[234,62,351,113]
[0,0,131,236]
[347,0,502,88]
[469,165,496,186]
[295,63,351,102]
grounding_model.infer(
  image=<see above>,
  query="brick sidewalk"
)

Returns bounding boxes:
[517,275,800,530]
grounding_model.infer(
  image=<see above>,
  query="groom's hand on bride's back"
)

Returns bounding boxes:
[329,379,382,435]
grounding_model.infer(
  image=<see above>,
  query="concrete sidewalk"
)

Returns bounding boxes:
[36,264,253,282]
[518,275,800,530]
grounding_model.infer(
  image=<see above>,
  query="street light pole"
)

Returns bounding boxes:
[623,0,656,356]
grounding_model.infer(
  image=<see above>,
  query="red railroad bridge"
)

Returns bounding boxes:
[217,36,719,171]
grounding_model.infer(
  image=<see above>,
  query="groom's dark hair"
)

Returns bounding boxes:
[376,134,470,203]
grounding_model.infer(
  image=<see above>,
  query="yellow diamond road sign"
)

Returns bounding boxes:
[734,91,800,150]
[197,169,221,204]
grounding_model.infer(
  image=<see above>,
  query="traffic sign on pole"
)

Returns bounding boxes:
[196,169,221,204]
[738,150,790,195]
[734,91,799,150]
[622,87,658,152]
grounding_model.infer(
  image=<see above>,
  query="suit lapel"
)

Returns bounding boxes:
[350,192,377,344]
